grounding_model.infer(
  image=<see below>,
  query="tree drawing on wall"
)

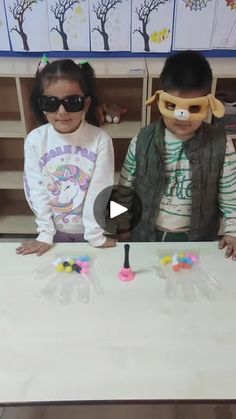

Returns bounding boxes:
[50,0,85,50]
[9,0,43,51]
[92,0,124,51]
[183,0,211,11]
[133,0,171,52]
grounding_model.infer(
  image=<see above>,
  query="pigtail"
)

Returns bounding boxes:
[37,53,49,73]
[30,55,50,124]
[78,61,100,127]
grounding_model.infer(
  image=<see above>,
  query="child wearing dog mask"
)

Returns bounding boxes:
[117,50,236,260]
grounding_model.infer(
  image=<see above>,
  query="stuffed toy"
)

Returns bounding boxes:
[102,104,128,124]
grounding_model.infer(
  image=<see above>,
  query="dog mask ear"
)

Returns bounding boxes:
[207,94,225,118]
[146,90,163,106]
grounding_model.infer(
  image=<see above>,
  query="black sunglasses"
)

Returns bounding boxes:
[38,95,85,113]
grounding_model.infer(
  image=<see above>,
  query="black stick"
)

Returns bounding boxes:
[124,244,130,269]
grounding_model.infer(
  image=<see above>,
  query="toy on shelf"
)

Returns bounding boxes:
[119,244,135,281]
[102,104,128,124]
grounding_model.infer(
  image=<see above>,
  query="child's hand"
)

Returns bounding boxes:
[16,240,52,256]
[218,235,236,261]
[97,237,117,248]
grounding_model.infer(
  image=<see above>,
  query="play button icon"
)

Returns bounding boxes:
[110,201,128,219]
[93,184,142,235]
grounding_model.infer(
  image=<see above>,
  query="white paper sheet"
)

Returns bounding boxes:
[212,0,236,49]
[0,2,10,51]
[48,0,90,51]
[173,0,217,50]
[5,0,50,52]
[90,0,131,51]
[131,0,174,53]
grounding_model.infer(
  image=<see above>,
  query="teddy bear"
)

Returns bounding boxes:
[102,104,128,124]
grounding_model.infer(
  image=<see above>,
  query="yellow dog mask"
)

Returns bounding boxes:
[146,90,225,122]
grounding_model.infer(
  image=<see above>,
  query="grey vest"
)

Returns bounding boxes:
[131,119,226,241]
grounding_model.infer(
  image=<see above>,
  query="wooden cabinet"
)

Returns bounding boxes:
[145,58,165,126]
[0,57,147,235]
[210,58,236,142]
[92,58,147,176]
[0,59,30,235]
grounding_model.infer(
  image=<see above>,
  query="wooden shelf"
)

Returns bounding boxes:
[146,57,236,79]
[0,111,20,120]
[0,194,35,234]
[0,215,35,234]
[0,56,233,80]
[0,120,26,138]
[210,58,236,78]
[0,159,23,171]
[90,58,147,78]
[0,57,147,78]
[145,58,166,77]
[0,171,23,189]
[0,58,38,77]
[103,120,141,139]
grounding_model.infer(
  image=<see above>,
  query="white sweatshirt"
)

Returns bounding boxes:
[24,120,114,247]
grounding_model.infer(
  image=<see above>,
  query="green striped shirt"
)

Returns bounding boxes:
[119,129,236,236]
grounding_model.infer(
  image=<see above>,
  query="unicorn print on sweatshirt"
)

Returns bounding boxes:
[47,164,91,227]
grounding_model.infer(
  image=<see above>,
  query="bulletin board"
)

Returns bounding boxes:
[1,0,236,57]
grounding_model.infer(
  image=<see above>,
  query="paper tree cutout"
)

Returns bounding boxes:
[182,0,211,11]
[226,0,236,9]
[92,0,124,51]
[50,0,85,50]
[9,0,43,51]
[133,0,171,52]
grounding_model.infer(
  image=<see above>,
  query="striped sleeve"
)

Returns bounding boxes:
[119,136,137,188]
[218,137,236,237]
[115,137,137,232]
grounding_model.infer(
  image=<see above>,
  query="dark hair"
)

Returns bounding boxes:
[160,50,213,94]
[30,59,100,127]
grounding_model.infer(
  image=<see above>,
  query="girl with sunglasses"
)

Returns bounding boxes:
[16,58,116,256]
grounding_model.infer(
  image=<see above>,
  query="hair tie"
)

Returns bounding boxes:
[78,60,88,68]
[38,54,49,72]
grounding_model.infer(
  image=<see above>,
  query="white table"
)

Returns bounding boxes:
[0,242,235,404]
